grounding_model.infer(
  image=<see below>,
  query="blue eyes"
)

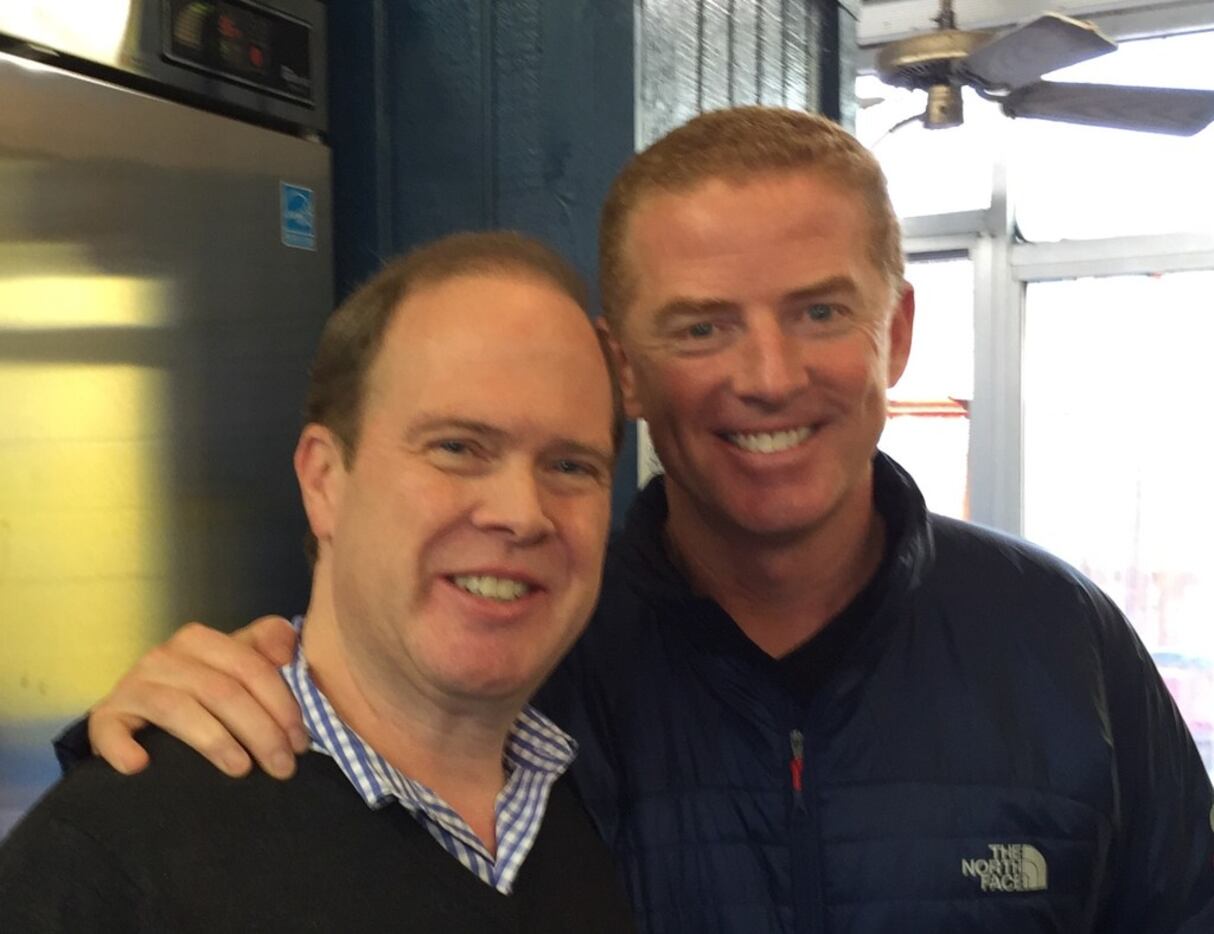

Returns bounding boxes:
[437,439,471,455]
[679,304,839,342]
[556,460,605,482]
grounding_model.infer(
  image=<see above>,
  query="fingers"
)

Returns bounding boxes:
[234,615,299,668]
[85,620,309,783]
[92,683,254,778]
[88,713,152,775]
[151,623,309,771]
[225,619,312,755]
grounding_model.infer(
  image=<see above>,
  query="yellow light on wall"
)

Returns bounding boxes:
[0,362,171,717]
[0,275,172,331]
[0,270,173,718]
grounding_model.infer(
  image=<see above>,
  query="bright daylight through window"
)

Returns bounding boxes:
[858,23,1214,777]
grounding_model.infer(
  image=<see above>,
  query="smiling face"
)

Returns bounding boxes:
[613,169,913,545]
[300,271,615,710]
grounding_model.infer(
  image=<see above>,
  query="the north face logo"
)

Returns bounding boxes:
[961,843,1048,893]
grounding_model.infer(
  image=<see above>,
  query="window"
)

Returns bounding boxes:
[882,256,973,519]
[1012,30,1214,241]
[857,21,1214,777]
[1022,271,1214,770]
[855,74,999,218]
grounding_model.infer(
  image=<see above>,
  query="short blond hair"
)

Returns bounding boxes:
[599,107,903,326]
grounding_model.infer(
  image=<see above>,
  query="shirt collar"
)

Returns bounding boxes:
[279,615,577,812]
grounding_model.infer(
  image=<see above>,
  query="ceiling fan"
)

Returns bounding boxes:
[871,0,1214,135]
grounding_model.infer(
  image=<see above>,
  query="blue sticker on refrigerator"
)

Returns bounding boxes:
[280,182,316,250]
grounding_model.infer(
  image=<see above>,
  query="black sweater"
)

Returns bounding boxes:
[0,729,635,932]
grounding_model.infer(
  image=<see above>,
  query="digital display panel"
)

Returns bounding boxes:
[165,0,313,104]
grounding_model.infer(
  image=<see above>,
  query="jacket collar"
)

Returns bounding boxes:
[614,450,934,609]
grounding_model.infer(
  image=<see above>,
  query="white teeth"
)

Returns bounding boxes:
[727,427,812,454]
[451,575,532,601]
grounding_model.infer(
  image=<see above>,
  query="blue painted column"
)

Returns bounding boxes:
[326,0,633,298]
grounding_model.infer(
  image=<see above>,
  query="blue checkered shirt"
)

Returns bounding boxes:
[280,617,578,894]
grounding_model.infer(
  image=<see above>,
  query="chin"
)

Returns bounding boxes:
[438,653,549,704]
[731,511,828,543]
[703,482,837,538]
[443,671,534,704]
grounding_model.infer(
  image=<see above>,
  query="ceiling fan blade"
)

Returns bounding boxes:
[1002,81,1214,136]
[963,13,1115,90]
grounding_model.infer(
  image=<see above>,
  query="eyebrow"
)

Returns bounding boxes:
[551,440,616,469]
[406,417,509,445]
[780,276,863,306]
[651,275,863,324]
[651,298,736,326]
[407,416,615,466]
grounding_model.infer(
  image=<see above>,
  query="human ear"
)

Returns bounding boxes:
[294,424,348,545]
[596,317,644,420]
[886,282,916,387]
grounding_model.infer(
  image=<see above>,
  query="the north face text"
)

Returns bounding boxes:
[961,843,1048,893]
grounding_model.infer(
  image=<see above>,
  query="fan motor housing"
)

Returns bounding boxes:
[876,30,995,89]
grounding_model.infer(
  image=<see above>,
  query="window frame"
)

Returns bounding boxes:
[857,2,1214,533]
[889,87,1214,537]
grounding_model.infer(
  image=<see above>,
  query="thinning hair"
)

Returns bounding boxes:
[301,230,623,563]
[598,106,903,327]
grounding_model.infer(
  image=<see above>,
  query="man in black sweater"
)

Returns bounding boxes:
[0,232,634,933]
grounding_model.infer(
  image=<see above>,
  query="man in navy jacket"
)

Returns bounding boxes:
[59,108,1214,932]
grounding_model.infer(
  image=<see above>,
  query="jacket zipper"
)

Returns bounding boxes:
[788,725,822,934]
[789,728,807,812]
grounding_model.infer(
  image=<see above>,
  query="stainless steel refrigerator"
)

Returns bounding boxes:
[0,0,332,835]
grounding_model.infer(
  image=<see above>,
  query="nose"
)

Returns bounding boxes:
[470,460,556,545]
[732,315,809,406]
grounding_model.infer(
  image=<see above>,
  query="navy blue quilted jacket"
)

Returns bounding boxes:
[537,454,1214,933]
